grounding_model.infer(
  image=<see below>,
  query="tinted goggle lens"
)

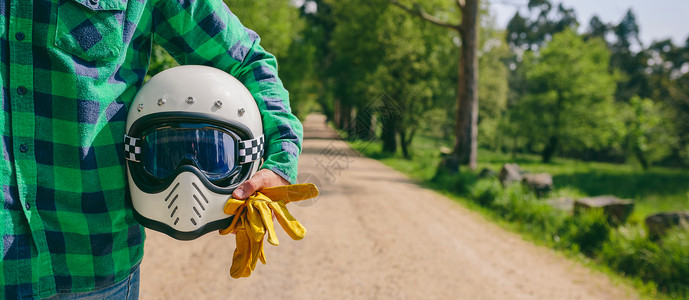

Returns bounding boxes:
[141,127,237,180]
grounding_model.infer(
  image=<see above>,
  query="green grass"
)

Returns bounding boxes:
[353,134,689,219]
[477,150,689,218]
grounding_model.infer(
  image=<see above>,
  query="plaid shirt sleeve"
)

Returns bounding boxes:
[152,0,303,184]
[1,1,302,298]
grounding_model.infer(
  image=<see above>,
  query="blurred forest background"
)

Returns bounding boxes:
[150,0,689,170]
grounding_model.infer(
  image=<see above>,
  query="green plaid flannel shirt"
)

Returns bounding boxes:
[0,0,303,298]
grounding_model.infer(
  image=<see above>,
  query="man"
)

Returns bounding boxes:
[0,0,302,298]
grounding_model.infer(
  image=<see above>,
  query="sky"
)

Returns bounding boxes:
[490,0,689,46]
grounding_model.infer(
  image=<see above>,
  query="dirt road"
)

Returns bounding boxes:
[139,114,637,299]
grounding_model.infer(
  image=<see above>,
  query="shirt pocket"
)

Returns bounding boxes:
[55,0,128,61]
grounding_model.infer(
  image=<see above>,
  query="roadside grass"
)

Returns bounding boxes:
[354,134,689,219]
[477,150,689,219]
[346,133,689,300]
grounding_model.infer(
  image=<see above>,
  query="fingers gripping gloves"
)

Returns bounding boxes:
[219,183,319,278]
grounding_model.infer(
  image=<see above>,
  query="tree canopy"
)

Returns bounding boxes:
[144,0,689,169]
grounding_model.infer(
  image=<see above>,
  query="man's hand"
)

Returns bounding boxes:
[232,169,290,199]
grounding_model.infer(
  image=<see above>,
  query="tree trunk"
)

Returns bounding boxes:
[634,146,649,170]
[381,114,398,153]
[355,109,374,140]
[399,130,409,159]
[334,98,342,128]
[453,0,479,170]
[399,127,416,159]
[542,89,563,163]
[339,100,352,130]
[542,136,558,163]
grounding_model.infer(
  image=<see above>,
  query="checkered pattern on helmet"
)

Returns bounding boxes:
[123,135,142,162]
[238,135,265,164]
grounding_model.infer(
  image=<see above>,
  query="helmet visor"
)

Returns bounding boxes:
[141,125,237,181]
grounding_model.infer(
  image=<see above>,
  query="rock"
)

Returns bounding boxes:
[546,197,574,212]
[574,195,634,224]
[479,168,496,178]
[436,155,460,175]
[439,146,452,155]
[645,211,689,240]
[522,173,553,197]
[434,148,459,178]
[499,163,526,187]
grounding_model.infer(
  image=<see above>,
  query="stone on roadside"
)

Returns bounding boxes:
[574,195,634,224]
[434,147,459,177]
[645,211,689,240]
[479,168,496,179]
[499,163,526,187]
[522,173,553,197]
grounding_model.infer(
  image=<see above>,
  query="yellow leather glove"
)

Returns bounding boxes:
[219,183,319,278]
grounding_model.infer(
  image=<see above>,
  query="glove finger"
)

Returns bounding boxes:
[250,239,264,270]
[230,227,252,279]
[261,184,319,204]
[258,243,267,265]
[256,201,279,246]
[269,201,306,241]
[219,206,245,235]
[246,198,265,243]
[223,198,246,215]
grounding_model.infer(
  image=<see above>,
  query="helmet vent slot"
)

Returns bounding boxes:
[173,218,179,225]
[192,183,210,204]
[193,195,206,211]
[170,206,178,218]
[165,183,181,201]
[168,195,178,209]
[190,218,197,225]
[193,207,202,218]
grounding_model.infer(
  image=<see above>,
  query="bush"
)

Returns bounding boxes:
[469,178,502,206]
[650,229,689,297]
[598,224,659,277]
[557,209,611,255]
[599,225,689,297]
[485,183,563,240]
[432,171,477,195]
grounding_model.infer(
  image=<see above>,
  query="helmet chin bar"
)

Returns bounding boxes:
[129,171,235,240]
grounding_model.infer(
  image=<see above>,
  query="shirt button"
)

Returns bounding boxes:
[25,203,30,210]
[19,144,28,153]
[15,32,25,41]
[17,86,27,95]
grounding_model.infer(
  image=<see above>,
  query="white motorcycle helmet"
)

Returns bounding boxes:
[124,65,264,240]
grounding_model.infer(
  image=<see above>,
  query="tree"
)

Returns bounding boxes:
[504,0,579,153]
[225,0,303,58]
[387,0,480,169]
[584,15,609,42]
[511,30,620,162]
[621,96,676,169]
[477,14,509,151]
[644,38,689,165]
[227,0,319,119]
[327,0,455,158]
[327,0,390,145]
[297,0,337,121]
[609,10,650,103]
[506,0,578,52]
